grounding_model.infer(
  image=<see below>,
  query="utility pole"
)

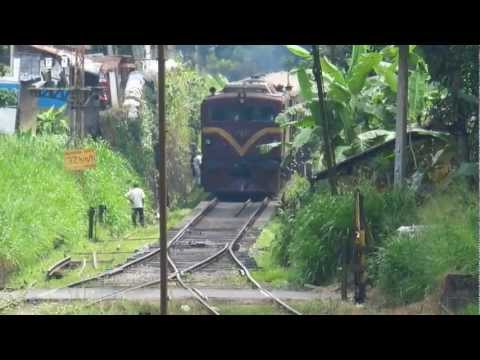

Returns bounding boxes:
[157,45,168,315]
[72,46,85,144]
[394,45,408,187]
[194,45,200,71]
[311,45,338,195]
[9,45,14,76]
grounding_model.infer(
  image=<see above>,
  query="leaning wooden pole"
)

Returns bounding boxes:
[394,45,409,187]
[157,45,168,315]
[353,189,367,304]
[312,45,338,195]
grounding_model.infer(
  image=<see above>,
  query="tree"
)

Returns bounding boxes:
[312,45,337,195]
[283,44,450,179]
[420,45,479,163]
[176,45,301,80]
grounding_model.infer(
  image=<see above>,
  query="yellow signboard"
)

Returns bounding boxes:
[64,148,96,171]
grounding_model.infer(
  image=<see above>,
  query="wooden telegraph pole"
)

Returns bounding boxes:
[394,45,409,187]
[353,189,367,303]
[157,45,168,315]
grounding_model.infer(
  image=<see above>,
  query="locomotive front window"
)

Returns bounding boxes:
[208,102,278,123]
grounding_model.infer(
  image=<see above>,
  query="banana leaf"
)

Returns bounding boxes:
[349,45,370,75]
[335,145,350,163]
[407,127,451,142]
[297,68,314,101]
[280,115,316,129]
[295,115,316,128]
[292,127,314,149]
[347,53,382,95]
[374,61,398,92]
[285,45,312,60]
[356,129,396,151]
[320,56,346,86]
[408,65,428,122]
[327,82,351,103]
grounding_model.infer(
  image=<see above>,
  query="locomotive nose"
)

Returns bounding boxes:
[231,160,252,178]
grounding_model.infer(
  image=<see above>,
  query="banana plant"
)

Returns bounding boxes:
[374,46,447,126]
[36,105,70,135]
[284,45,383,163]
[284,45,449,168]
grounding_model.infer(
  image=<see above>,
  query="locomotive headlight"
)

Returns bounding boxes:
[205,138,212,145]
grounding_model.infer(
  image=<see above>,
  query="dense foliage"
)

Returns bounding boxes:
[420,45,479,163]
[270,172,477,306]
[100,60,220,207]
[176,45,301,81]
[0,135,138,279]
[0,89,17,107]
[281,45,449,172]
[374,185,477,304]
[36,106,70,135]
[272,176,417,285]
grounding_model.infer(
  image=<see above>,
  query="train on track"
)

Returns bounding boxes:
[200,72,299,198]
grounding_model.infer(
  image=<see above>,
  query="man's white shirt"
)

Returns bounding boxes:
[126,188,145,208]
[193,155,202,173]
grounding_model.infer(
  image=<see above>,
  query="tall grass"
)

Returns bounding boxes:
[375,185,478,304]
[82,138,143,236]
[272,179,417,285]
[0,134,139,280]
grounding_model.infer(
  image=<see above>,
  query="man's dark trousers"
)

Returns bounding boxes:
[132,208,145,227]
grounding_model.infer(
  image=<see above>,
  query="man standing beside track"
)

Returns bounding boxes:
[125,183,146,227]
[192,150,202,185]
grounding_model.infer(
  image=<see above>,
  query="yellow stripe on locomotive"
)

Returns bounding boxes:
[203,127,282,157]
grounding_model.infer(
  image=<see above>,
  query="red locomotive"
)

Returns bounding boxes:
[200,73,297,197]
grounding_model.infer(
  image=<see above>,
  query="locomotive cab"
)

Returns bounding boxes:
[200,74,295,198]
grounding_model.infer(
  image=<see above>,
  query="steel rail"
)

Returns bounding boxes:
[75,198,222,312]
[227,198,303,315]
[46,256,72,279]
[167,243,229,280]
[67,198,218,288]
[166,198,302,315]
[167,198,253,279]
[82,261,219,314]
[234,199,251,217]
[12,198,300,316]
[163,199,255,314]
[85,279,161,307]
[167,255,219,315]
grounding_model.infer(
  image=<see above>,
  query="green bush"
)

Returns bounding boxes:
[272,182,417,285]
[0,134,138,273]
[375,187,478,304]
[36,106,70,135]
[0,89,17,107]
[273,174,311,266]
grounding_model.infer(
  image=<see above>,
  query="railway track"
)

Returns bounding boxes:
[77,198,302,315]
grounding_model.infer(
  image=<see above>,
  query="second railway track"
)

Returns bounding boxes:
[70,198,302,315]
